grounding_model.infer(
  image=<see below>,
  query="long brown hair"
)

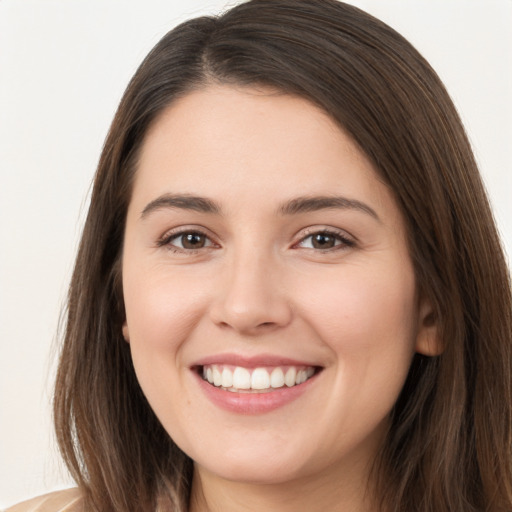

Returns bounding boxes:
[54,1,512,510]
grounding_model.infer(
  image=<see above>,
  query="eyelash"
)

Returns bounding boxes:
[156,227,356,254]
[157,228,217,254]
[294,229,356,251]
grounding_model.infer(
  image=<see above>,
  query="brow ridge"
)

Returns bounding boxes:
[141,194,221,218]
[140,193,378,221]
[278,195,379,220]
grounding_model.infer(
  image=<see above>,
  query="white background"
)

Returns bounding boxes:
[1,0,511,507]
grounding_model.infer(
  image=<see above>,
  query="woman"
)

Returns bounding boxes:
[7,0,511,511]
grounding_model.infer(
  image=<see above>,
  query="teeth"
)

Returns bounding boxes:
[285,367,296,387]
[221,367,233,388]
[251,368,270,390]
[202,364,316,392]
[270,367,285,388]
[213,367,222,386]
[232,367,251,389]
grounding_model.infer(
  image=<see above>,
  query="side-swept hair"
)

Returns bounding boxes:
[54,1,512,510]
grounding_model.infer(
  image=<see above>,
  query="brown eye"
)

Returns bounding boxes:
[161,231,214,251]
[181,232,207,249]
[311,233,336,249]
[297,230,355,251]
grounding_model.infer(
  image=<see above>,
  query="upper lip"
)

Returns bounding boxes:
[192,353,321,369]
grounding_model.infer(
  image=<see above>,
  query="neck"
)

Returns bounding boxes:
[188,458,379,512]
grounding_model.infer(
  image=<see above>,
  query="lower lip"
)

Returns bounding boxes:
[194,371,318,414]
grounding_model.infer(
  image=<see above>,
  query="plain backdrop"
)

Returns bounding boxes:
[1,0,511,507]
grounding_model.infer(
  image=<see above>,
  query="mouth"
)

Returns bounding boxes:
[197,364,321,393]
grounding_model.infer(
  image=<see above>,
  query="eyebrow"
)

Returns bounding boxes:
[141,194,221,218]
[278,195,380,220]
[140,193,379,221]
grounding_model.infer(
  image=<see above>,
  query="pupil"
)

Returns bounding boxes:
[182,233,205,249]
[313,233,334,249]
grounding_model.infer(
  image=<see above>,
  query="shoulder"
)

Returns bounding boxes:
[4,489,82,512]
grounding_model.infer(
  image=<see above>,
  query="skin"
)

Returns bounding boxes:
[122,85,439,512]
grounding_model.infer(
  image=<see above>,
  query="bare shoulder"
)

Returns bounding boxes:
[5,489,82,512]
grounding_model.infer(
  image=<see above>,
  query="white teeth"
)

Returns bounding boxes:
[251,368,270,390]
[285,367,296,387]
[213,367,222,387]
[221,367,233,388]
[202,364,316,391]
[232,367,251,389]
[270,367,285,388]
[296,369,308,384]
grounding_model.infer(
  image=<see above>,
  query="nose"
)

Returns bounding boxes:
[209,250,293,335]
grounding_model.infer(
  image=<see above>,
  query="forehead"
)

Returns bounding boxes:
[131,85,393,218]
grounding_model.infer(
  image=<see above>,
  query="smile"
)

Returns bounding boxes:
[201,364,316,393]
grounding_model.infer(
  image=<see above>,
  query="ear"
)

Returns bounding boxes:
[415,296,443,356]
[122,322,130,343]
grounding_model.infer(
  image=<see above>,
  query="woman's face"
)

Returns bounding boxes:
[122,85,437,486]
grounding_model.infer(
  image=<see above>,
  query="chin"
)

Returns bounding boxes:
[196,456,311,486]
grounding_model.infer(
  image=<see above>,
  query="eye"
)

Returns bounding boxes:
[158,230,215,251]
[296,230,355,250]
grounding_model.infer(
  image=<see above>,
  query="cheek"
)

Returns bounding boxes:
[122,265,209,430]
[124,264,205,344]
[307,261,415,328]
[296,260,418,379]
[122,262,211,397]
[301,264,418,436]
